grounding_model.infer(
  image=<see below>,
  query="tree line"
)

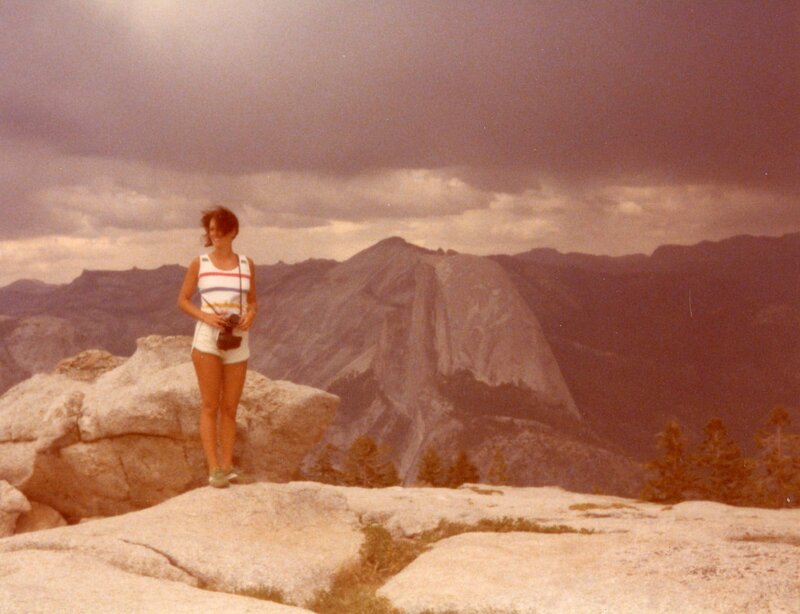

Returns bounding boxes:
[300,435,511,488]
[300,406,798,508]
[642,406,800,508]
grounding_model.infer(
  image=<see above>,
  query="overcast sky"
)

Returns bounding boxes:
[1,0,798,286]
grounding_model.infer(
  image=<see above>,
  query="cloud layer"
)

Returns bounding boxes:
[0,0,798,284]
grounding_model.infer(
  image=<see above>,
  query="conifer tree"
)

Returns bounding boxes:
[416,446,446,486]
[486,447,511,486]
[641,420,695,503]
[341,435,400,488]
[447,449,480,487]
[755,406,799,508]
[309,443,342,485]
[691,418,752,505]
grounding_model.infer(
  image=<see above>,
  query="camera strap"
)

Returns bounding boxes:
[200,256,243,319]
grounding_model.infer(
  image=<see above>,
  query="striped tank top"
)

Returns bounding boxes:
[197,253,251,317]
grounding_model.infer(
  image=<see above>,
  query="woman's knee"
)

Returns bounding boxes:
[200,402,219,418]
[219,402,238,420]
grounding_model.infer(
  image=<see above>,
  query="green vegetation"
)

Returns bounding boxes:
[309,437,505,490]
[486,447,511,485]
[446,449,480,487]
[342,436,400,487]
[416,446,446,486]
[732,533,800,547]
[328,370,381,420]
[420,517,594,540]
[755,406,798,509]
[641,420,695,504]
[306,435,400,488]
[415,446,482,487]
[692,417,752,505]
[568,502,637,512]
[309,443,343,485]
[642,406,800,508]
[306,517,592,613]
[307,525,408,614]
[465,485,504,496]
[437,369,581,435]
[235,586,287,604]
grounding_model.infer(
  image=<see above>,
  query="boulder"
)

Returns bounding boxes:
[0,481,29,537]
[0,336,339,522]
[13,501,67,534]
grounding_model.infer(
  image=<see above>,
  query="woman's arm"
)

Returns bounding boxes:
[177,257,226,329]
[238,256,258,331]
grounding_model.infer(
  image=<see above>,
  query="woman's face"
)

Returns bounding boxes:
[208,218,235,247]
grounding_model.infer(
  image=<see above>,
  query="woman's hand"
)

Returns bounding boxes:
[203,312,228,329]
[237,309,256,331]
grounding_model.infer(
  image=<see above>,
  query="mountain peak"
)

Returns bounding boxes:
[368,236,434,255]
[376,236,411,247]
[343,237,435,267]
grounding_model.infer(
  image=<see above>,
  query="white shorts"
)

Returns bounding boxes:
[192,321,250,364]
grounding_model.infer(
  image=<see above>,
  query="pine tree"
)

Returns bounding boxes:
[755,406,798,508]
[641,420,695,503]
[309,444,342,485]
[691,418,752,505]
[486,447,511,486]
[341,435,400,488]
[416,446,446,486]
[446,449,480,488]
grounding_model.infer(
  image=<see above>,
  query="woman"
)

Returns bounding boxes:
[178,206,257,488]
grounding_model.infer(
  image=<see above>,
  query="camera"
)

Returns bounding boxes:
[216,314,242,350]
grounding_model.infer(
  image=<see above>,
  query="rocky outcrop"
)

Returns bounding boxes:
[0,336,338,522]
[0,484,362,611]
[254,238,577,408]
[54,349,125,381]
[0,551,311,614]
[432,253,576,411]
[0,482,798,613]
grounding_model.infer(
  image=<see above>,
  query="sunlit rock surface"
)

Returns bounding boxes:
[1,482,797,613]
[0,336,338,522]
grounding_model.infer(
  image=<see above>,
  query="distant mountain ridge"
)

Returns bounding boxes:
[513,232,800,274]
[495,231,800,457]
[0,279,60,294]
[2,231,798,493]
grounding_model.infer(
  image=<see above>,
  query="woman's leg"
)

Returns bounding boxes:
[192,349,223,470]
[218,360,248,470]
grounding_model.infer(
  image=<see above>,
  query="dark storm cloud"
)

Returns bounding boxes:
[1,0,797,188]
[0,140,202,237]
